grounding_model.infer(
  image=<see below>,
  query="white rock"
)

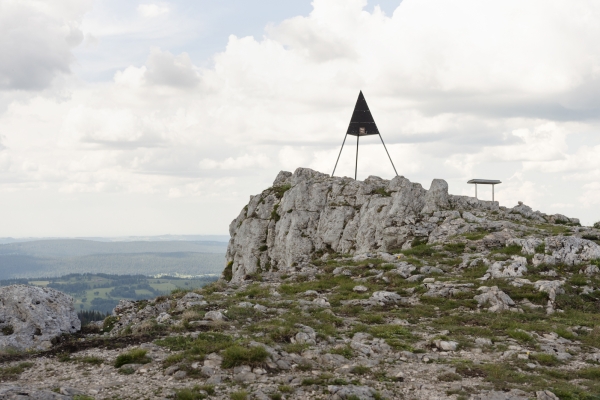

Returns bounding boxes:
[156,313,172,324]
[370,291,404,304]
[473,286,516,312]
[225,168,501,282]
[204,311,226,321]
[533,280,565,301]
[475,338,493,346]
[0,285,80,351]
[434,340,458,351]
[353,285,368,293]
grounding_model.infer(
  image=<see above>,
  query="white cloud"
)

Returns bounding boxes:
[137,4,170,18]
[2,0,600,235]
[0,0,91,91]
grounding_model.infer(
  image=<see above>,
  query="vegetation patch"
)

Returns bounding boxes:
[221,345,268,368]
[0,362,34,380]
[114,348,151,368]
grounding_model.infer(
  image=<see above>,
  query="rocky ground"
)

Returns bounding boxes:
[2,169,600,399]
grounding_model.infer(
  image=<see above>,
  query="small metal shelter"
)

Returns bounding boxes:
[468,179,502,201]
[332,91,398,180]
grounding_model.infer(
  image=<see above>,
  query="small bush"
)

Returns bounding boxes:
[1,325,14,335]
[102,316,118,333]
[0,362,34,380]
[272,184,291,199]
[351,365,371,375]
[594,221,600,229]
[230,391,249,400]
[278,385,293,393]
[329,345,354,359]
[175,385,215,400]
[437,372,462,382]
[114,348,151,368]
[271,204,281,222]
[371,187,391,197]
[223,261,233,282]
[221,345,268,368]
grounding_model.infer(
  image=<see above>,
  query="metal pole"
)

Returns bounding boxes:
[492,184,495,202]
[331,134,348,177]
[378,134,398,176]
[355,135,359,180]
[475,184,478,199]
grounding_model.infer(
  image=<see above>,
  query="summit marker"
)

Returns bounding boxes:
[332,91,398,180]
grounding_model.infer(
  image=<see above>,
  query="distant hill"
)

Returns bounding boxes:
[0,239,227,280]
[0,239,227,257]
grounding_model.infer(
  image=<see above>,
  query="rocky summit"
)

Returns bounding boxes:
[2,168,600,400]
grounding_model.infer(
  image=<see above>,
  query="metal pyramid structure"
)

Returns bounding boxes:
[346,91,380,136]
[332,91,398,180]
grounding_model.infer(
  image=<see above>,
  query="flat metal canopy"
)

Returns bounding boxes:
[468,179,502,185]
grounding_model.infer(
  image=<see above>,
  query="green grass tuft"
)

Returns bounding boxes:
[114,348,151,368]
[221,345,268,368]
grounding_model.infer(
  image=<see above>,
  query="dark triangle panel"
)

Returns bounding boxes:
[346,91,380,136]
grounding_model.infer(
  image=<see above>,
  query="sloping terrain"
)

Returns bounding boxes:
[2,168,600,400]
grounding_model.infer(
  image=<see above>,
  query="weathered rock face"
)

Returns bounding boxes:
[225,168,500,283]
[0,285,80,351]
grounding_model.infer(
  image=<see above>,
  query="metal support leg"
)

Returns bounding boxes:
[475,184,478,199]
[378,134,398,176]
[355,135,359,180]
[492,184,495,202]
[331,134,348,177]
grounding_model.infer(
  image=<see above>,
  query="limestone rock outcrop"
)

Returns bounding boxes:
[225,168,500,283]
[0,285,80,351]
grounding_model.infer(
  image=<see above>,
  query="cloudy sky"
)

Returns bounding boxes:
[1,0,600,237]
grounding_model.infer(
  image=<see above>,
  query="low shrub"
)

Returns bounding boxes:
[114,348,151,368]
[230,391,249,400]
[221,345,268,368]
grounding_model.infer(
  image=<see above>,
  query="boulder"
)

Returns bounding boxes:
[473,286,516,312]
[0,285,80,351]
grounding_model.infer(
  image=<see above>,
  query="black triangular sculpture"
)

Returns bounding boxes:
[346,91,379,136]
[332,91,398,180]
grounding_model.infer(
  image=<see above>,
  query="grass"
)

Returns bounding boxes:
[444,243,466,254]
[491,244,523,256]
[230,391,249,400]
[221,345,269,368]
[402,244,435,257]
[114,348,152,368]
[351,365,371,375]
[272,183,291,199]
[156,333,233,367]
[175,385,215,400]
[329,345,354,358]
[531,353,560,366]
[0,362,34,380]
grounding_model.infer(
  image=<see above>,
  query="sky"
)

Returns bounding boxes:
[1,0,600,237]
